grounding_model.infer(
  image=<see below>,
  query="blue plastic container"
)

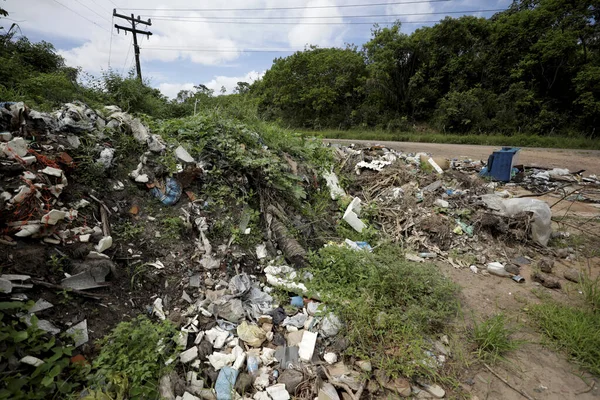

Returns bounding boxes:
[484,147,520,182]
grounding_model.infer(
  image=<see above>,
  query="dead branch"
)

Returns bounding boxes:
[483,363,534,400]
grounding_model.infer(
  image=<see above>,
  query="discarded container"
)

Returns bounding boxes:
[512,275,525,283]
[482,147,520,182]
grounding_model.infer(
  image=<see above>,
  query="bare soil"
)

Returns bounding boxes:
[439,195,600,399]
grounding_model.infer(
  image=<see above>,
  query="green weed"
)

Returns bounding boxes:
[307,245,459,378]
[579,272,600,313]
[528,273,600,376]
[472,314,521,363]
[113,221,144,241]
[89,316,180,399]
[528,303,600,375]
[0,302,87,399]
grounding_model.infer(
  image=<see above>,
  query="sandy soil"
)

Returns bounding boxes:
[325,140,600,176]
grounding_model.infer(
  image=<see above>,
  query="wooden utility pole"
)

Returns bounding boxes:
[113,10,152,80]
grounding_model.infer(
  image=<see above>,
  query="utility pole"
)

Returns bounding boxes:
[113,10,152,81]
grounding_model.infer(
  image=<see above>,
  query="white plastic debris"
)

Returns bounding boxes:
[355,160,392,174]
[15,224,41,237]
[266,384,290,400]
[95,236,113,253]
[41,210,67,225]
[469,265,478,274]
[97,147,116,168]
[256,244,268,259]
[487,262,511,277]
[500,198,552,246]
[298,330,318,362]
[3,137,28,159]
[323,171,346,200]
[66,320,88,347]
[148,260,165,269]
[342,197,366,233]
[175,146,195,163]
[324,352,338,364]
[20,356,44,367]
[180,347,199,364]
[208,351,236,370]
[434,199,449,208]
[40,166,63,177]
[205,327,230,349]
[427,157,444,174]
[153,298,166,320]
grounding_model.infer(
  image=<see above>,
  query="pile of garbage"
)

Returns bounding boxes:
[328,144,593,278]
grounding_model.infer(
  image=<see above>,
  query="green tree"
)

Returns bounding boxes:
[255,46,367,128]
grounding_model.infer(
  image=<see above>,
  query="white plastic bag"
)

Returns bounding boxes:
[501,198,552,246]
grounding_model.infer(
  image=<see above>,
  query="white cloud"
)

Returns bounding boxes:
[158,82,196,99]
[157,70,265,98]
[10,0,496,77]
[203,70,265,95]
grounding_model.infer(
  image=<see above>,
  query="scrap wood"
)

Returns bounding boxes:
[483,363,534,400]
[31,279,108,301]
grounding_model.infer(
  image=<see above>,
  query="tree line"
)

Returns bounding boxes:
[252,0,600,137]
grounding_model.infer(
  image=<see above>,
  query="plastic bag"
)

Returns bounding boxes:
[501,198,552,246]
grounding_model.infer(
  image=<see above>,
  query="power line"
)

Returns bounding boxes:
[145,9,505,20]
[121,37,132,75]
[49,0,111,32]
[120,0,451,12]
[73,0,111,23]
[104,0,120,8]
[86,0,112,14]
[148,19,446,25]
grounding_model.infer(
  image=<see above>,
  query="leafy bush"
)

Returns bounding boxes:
[88,316,180,399]
[0,302,87,399]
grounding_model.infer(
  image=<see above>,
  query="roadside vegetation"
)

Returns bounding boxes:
[528,273,600,375]
[308,245,459,378]
[300,129,600,150]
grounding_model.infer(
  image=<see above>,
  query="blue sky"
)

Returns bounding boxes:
[9,0,510,98]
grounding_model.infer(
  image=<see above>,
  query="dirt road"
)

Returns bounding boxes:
[325,139,600,176]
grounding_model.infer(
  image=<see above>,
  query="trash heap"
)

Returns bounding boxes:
[331,144,580,278]
[5,101,428,400]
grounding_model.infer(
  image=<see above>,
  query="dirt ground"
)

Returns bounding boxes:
[325,140,600,176]
[439,194,600,400]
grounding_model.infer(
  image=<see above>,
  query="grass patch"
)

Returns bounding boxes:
[528,273,600,375]
[472,314,520,363]
[528,303,600,375]
[299,129,600,150]
[307,245,459,378]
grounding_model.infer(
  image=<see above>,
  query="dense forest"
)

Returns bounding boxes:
[1,0,598,138]
[254,0,600,136]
